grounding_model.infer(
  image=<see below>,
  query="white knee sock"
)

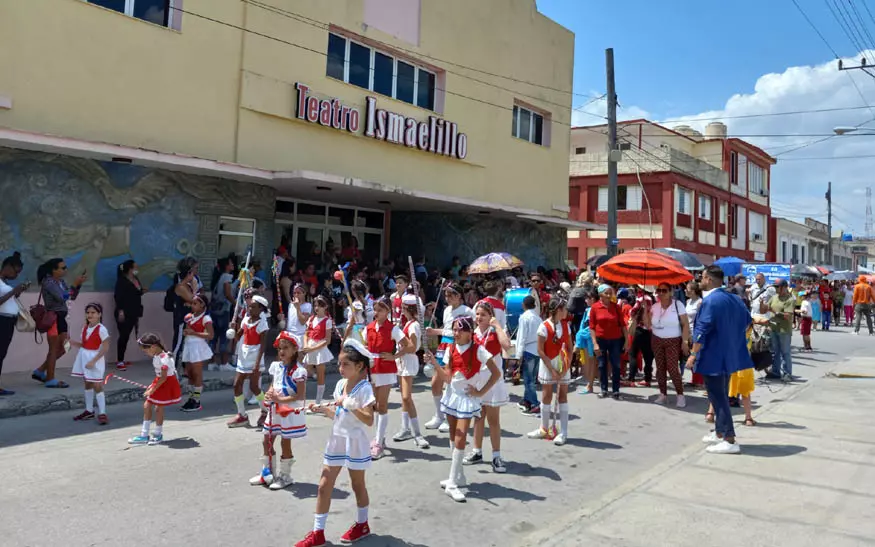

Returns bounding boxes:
[313,513,328,531]
[84,389,94,412]
[315,384,325,405]
[449,447,464,486]
[433,396,443,419]
[541,401,551,431]
[410,416,421,436]
[234,394,246,415]
[141,420,150,437]
[154,424,163,436]
[559,403,569,436]
[96,392,106,414]
[356,505,369,524]
[377,412,388,442]
[401,411,410,431]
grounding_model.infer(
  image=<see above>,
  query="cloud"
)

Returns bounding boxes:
[650,51,875,236]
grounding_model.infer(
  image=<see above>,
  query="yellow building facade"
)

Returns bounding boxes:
[0,0,585,372]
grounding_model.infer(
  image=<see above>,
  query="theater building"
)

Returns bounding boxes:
[0,0,595,372]
[567,120,776,266]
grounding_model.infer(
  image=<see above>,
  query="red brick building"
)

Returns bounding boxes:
[567,120,775,266]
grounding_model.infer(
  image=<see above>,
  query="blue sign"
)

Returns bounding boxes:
[842,233,853,242]
[741,263,791,285]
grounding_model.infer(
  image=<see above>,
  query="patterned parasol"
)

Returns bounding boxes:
[467,252,525,274]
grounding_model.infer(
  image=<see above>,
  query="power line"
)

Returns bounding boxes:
[167,4,580,126]
[653,104,875,124]
[239,0,597,102]
[570,153,875,163]
[827,0,868,54]
[791,0,841,57]
[847,1,875,54]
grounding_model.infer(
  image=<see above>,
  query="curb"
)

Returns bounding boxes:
[0,361,341,420]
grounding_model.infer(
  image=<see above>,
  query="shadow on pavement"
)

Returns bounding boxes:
[505,462,561,481]
[163,436,201,449]
[747,421,807,430]
[562,437,623,450]
[369,535,431,547]
[286,482,350,500]
[465,481,548,503]
[742,443,808,458]
[387,446,448,464]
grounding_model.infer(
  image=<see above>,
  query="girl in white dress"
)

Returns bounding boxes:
[228,295,269,429]
[392,294,429,449]
[71,303,111,425]
[365,298,412,460]
[466,301,513,473]
[180,292,214,412]
[425,316,500,502]
[285,283,312,367]
[302,295,334,408]
[294,338,376,547]
[251,331,308,491]
[528,297,572,446]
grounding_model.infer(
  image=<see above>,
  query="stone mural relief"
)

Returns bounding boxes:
[0,149,275,291]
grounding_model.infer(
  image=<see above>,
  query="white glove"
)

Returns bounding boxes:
[342,397,361,411]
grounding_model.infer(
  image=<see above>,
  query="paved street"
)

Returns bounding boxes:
[0,326,868,547]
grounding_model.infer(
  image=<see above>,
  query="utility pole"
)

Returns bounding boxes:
[826,181,832,266]
[606,48,619,257]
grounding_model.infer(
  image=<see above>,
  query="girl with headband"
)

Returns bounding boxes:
[70,303,111,425]
[425,315,500,502]
[128,333,182,445]
[528,297,572,446]
[180,292,214,412]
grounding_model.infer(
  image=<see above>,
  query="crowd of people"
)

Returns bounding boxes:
[3,246,875,546]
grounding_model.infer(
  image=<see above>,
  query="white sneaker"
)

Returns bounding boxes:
[676,394,687,408]
[247,396,260,406]
[250,469,273,486]
[654,394,667,405]
[392,429,414,442]
[553,433,567,446]
[706,440,741,454]
[527,427,547,439]
[438,421,450,433]
[424,416,442,430]
[701,431,720,444]
[207,363,219,372]
[413,436,430,449]
[445,485,467,502]
[219,363,236,372]
[439,474,468,489]
[269,474,293,490]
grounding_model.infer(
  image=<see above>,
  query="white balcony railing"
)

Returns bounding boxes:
[570,147,728,190]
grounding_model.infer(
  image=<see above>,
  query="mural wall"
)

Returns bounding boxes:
[0,149,277,291]
[390,212,567,272]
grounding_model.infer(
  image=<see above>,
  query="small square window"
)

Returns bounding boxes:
[373,52,394,97]
[327,34,346,80]
[575,147,586,155]
[348,42,370,89]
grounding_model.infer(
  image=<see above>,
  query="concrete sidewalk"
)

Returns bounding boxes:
[519,357,875,547]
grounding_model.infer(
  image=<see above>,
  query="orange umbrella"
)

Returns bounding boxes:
[597,249,694,286]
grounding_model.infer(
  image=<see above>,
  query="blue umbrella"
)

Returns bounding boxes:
[713,256,744,277]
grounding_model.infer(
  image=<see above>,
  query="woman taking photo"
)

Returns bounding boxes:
[114,260,145,371]
[0,252,26,395]
[643,282,690,408]
[32,258,86,388]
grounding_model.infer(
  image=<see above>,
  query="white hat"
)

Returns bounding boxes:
[401,294,418,305]
[341,337,376,359]
[252,295,269,309]
[560,282,572,292]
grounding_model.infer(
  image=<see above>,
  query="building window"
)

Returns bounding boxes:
[792,244,799,264]
[677,188,691,215]
[730,204,739,237]
[698,195,712,220]
[730,151,738,185]
[719,202,727,224]
[801,246,806,264]
[87,0,173,27]
[738,154,748,189]
[781,241,787,262]
[749,163,766,196]
[618,142,632,151]
[218,217,256,258]
[597,186,642,212]
[512,105,546,145]
[749,211,765,241]
[575,147,586,155]
[326,32,437,111]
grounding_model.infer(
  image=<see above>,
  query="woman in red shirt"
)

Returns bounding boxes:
[589,284,628,399]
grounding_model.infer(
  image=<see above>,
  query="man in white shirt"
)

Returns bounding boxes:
[515,295,541,414]
[747,273,775,319]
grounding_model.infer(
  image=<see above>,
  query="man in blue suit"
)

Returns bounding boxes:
[685,265,753,455]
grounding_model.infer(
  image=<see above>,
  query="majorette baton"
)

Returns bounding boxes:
[267,400,343,417]
[103,373,150,390]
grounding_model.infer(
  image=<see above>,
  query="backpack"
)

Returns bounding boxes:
[566,287,587,315]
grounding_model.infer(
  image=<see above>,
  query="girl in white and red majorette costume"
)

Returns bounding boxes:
[364,297,412,460]
[391,293,430,449]
[250,330,308,490]
[425,315,500,503]
[227,295,270,429]
[180,291,214,412]
[294,338,376,547]
[302,295,334,410]
[71,303,112,425]
[527,297,572,446]
[128,333,182,445]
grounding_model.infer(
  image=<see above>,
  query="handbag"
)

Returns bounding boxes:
[30,291,57,334]
[15,297,36,333]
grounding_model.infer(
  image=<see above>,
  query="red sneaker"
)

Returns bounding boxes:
[294,530,326,547]
[116,362,128,371]
[340,522,371,544]
[73,410,95,421]
[227,414,249,428]
[97,414,109,425]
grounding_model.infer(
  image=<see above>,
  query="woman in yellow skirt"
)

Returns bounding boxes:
[705,316,767,426]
